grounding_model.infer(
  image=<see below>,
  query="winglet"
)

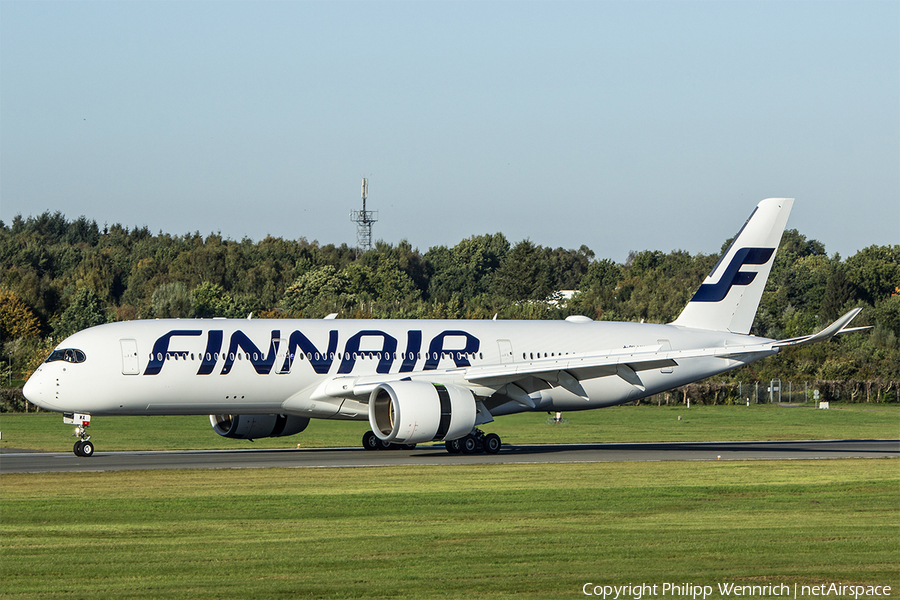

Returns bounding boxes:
[672,198,794,334]
[773,308,868,349]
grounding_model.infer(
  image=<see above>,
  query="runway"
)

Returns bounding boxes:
[1,439,897,473]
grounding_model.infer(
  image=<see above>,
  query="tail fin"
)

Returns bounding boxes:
[671,197,794,334]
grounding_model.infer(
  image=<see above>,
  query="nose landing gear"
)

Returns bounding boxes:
[65,413,94,457]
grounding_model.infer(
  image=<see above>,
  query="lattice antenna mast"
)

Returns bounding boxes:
[350,177,378,255]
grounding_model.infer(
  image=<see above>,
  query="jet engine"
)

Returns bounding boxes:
[209,414,310,439]
[368,381,476,445]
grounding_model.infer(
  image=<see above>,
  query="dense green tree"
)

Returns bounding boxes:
[169,239,227,289]
[871,294,900,337]
[425,233,509,302]
[191,282,256,319]
[148,282,191,319]
[280,265,352,317]
[2,211,898,384]
[0,289,41,340]
[549,245,593,290]
[65,216,100,246]
[347,258,419,305]
[192,282,231,318]
[777,228,827,259]
[571,258,623,320]
[491,239,552,302]
[820,263,854,322]
[0,266,60,331]
[24,211,69,244]
[52,288,110,340]
[845,245,900,305]
[122,257,166,311]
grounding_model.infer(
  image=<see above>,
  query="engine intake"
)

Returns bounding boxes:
[209,414,310,439]
[368,381,476,444]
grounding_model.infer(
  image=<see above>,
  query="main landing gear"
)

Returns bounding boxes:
[360,429,502,454]
[444,429,501,455]
[361,430,416,451]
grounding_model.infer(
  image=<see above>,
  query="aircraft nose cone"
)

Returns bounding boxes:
[23,369,57,411]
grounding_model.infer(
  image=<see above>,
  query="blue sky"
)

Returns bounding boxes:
[1,1,897,262]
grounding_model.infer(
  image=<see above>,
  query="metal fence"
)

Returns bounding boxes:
[642,379,900,406]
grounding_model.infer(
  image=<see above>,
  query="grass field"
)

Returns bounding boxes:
[1,403,898,452]
[2,460,898,600]
[2,405,897,599]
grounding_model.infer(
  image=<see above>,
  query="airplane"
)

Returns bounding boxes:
[23,198,867,457]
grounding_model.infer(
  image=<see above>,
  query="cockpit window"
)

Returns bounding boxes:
[46,349,87,364]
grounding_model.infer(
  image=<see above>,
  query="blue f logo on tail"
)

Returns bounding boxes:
[690,247,775,303]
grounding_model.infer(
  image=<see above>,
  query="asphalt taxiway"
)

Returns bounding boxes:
[1,439,897,474]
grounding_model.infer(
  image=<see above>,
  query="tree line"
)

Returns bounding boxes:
[1,211,898,391]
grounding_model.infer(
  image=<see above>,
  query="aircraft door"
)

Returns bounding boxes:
[276,338,289,374]
[120,339,140,375]
[497,339,513,364]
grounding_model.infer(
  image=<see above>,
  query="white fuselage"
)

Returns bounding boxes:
[24,317,775,420]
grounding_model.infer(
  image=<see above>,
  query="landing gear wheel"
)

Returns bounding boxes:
[447,429,499,455]
[71,419,94,457]
[400,443,417,450]
[362,430,380,451]
[377,438,393,450]
[461,434,479,454]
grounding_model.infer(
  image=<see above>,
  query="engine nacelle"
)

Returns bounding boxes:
[209,414,310,440]
[368,381,476,444]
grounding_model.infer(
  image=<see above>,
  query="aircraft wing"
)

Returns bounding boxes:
[462,342,775,398]
[472,307,864,372]
[310,340,777,403]
[309,309,866,404]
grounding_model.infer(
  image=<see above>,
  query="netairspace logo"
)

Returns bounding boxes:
[581,583,893,599]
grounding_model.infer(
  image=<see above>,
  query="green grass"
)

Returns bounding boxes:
[2,460,897,599]
[1,403,898,452]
